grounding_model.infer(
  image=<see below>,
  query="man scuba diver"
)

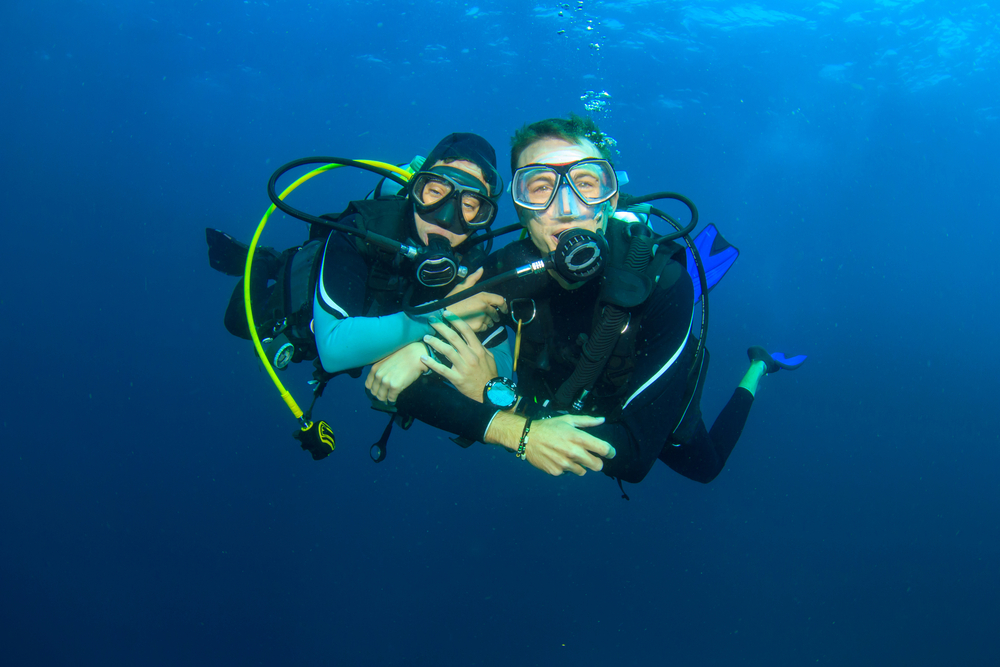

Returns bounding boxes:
[207,132,513,459]
[379,115,805,491]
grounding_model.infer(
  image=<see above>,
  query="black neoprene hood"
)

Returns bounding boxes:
[423,132,502,197]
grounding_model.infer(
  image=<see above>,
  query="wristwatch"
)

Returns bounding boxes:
[483,377,518,410]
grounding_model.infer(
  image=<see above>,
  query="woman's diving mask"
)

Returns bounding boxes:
[410,165,501,234]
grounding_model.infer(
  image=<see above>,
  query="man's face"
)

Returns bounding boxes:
[413,159,486,247]
[514,137,618,256]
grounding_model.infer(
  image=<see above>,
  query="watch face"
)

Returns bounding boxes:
[486,381,517,408]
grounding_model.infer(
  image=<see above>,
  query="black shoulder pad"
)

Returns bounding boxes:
[597,219,653,308]
[309,197,412,242]
[484,238,539,274]
[649,241,686,288]
[483,239,553,301]
[600,266,653,308]
[343,197,411,234]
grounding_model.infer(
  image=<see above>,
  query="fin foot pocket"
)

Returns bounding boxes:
[747,346,807,373]
[206,228,250,276]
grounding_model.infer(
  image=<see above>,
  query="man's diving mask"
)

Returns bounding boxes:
[410,165,500,233]
[511,158,618,211]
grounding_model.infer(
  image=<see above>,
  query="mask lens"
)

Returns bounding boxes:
[515,167,559,209]
[512,159,617,210]
[568,161,616,204]
[412,174,454,207]
[460,192,496,226]
[519,167,559,208]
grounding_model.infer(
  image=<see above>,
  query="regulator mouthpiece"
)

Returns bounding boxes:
[550,228,608,283]
[415,234,462,287]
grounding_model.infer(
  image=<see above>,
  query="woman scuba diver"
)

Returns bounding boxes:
[207,132,513,461]
[311,132,509,378]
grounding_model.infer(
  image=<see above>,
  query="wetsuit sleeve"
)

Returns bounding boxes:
[392,325,512,444]
[585,275,698,484]
[313,231,440,374]
[482,325,513,378]
[394,378,499,444]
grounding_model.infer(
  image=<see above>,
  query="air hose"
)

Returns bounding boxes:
[245,158,412,458]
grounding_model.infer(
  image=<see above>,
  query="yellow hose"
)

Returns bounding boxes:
[243,160,412,422]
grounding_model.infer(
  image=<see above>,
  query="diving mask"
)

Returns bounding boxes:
[511,158,618,211]
[410,165,499,233]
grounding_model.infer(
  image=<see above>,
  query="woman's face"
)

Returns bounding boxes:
[413,159,487,247]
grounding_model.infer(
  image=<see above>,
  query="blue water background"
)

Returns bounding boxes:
[2,1,998,665]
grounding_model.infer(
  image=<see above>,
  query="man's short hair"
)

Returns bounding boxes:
[509,114,615,174]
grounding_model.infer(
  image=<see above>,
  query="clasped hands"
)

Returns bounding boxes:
[365,274,616,477]
[366,311,500,407]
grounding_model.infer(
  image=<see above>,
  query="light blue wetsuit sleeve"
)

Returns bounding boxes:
[312,292,442,374]
[312,230,444,374]
[482,326,513,378]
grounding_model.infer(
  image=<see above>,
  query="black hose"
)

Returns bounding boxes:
[266,157,408,240]
[618,191,699,243]
[625,193,710,376]
[267,157,513,260]
[474,222,523,243]
[403,267,523,316]
[648,206,697,242]
[623,191,698,217]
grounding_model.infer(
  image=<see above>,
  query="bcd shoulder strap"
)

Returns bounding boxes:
[564,225,692,414]
[552,220,655,409]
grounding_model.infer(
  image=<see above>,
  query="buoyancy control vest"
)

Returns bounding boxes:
[490,217,706,434]
[209,196,451,371]
[320,196,418,318]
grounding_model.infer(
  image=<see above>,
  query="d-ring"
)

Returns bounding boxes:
[510,298,536,325]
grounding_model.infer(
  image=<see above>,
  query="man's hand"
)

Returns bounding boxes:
[485,412,616,477]
[444,267,507,332]
[365,342,428,404]
[420,313,498,402]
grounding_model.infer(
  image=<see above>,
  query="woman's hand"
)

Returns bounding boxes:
[444,267,507,332]
[365,342,429,404]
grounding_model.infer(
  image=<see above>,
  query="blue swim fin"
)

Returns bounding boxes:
[747,346,807,373]
[686,224,739,304]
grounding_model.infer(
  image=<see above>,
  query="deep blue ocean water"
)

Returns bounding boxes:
[2,1,998,665]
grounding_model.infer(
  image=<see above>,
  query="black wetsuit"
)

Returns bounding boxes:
[491,232,755,486]
[395,221,754,485]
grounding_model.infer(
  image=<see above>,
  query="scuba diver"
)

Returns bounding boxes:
[207,132,513,460]
[310,133,509,382]
[375,115,806,493]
